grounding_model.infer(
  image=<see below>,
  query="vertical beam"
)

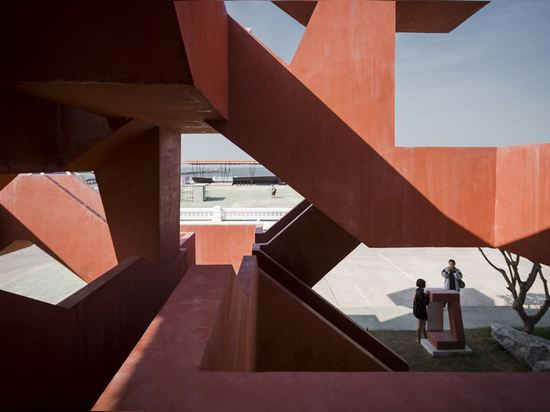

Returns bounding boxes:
[95,127,181,267]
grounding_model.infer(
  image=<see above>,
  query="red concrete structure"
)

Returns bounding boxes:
[180,224,256,271]
[427,289,466,350]
[1,1,550,410]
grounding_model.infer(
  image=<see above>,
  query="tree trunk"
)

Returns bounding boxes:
[523,321,535,334]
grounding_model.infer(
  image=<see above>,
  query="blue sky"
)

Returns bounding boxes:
[182,0,550,160]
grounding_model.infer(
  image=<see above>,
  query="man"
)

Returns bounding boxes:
[441,259,463,292]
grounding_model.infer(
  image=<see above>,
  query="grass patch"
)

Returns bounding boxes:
[530,326,550,341]
[370,327,531,372]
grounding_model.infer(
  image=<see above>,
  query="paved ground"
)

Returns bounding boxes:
[0,241,85,304]
[181,184,303,208]
[313,244,550,330]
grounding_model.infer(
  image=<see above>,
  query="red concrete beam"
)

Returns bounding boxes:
[396,0,489,33]
[220,16,486,249]
[0,89,125,173]
[12,82,222,134]
[255,199,311,244]
[273,1,317,27]
[286,0,550,261]
[259,203,359,287]
[274,1,489,33]
[175,1,229,118]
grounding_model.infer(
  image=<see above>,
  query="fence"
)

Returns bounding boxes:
[180,206,291,223]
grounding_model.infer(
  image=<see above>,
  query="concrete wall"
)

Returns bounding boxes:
[175,0,228,117]
[181,224,256,271]
[95,259,550,411]
[0,252,188,410]
[219,2,550,267]
[0,174,117,281]
[200,256,258,372]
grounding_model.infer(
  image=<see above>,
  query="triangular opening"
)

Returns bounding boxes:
[225,1,306,64]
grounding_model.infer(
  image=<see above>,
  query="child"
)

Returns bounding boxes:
[413,278,430,343]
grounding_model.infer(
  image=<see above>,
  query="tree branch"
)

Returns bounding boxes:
[480,248,513,290]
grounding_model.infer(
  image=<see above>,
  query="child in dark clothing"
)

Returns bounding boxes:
[413,278,430,343]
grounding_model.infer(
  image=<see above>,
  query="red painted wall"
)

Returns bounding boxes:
[0,254,188,409]
[175,1,228,117]
[180,224,256,271]
[0,174,116,281]
[220,2,550,265]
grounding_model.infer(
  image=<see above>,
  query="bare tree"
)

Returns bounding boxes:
[478,248,550,334]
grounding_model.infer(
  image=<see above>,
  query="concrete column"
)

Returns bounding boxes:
[95,127,181,267]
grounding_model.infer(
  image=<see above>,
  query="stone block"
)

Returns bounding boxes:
[491,323,550,367]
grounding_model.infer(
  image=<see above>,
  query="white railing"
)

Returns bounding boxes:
[180,206,291,223]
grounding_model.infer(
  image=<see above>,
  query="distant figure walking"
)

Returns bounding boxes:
[413,278,430,343]
[271,185,277,198]
[441,259,464,292]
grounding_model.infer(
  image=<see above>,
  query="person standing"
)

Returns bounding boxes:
[441,259,463,292]
[413,278,430,343]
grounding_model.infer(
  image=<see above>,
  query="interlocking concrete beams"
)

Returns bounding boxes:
[95,260,550,411]
[288,0,549,262]
[222,1,550,265]
[222,17,486,251]
[4,1,224,133]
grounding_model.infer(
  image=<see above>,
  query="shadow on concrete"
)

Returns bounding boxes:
[349,305,550,332]
[203,196,226,202]
[387,287,496,307]
[498,293,549,308]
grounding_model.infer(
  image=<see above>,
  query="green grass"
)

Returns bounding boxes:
[530,326,550,341]
[370,328,532,372]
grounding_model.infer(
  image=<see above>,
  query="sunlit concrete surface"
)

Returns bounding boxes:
[181,184,303,208]
[314,244,550,330]
[0,241,85,304]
